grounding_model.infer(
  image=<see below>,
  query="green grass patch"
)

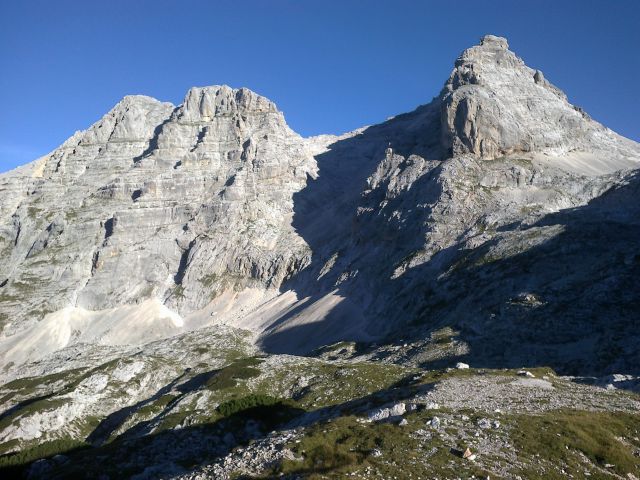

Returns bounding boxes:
[0,398,71,436]
[510,410,640,479]
[0,438,88,474]
[172,284,185,298]
[26,206,42,219]
[1,367,85,393]
[134,394,176,419]
[256,360,411,410]
[311,341,362,359]
[198,273,220,288]
[275,415,492,479]
[0,292,20,303]
[217,394,280,417]
[416,366,557,386]
[430,327,458,345]
[205,357,263,391]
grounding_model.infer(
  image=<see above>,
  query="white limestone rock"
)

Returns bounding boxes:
[441,35,639,163]
[367,402,406,422]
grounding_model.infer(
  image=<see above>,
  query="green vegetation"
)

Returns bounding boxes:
[172,284,185,298]
[0,438,88,473]
[6,281,36,297]
[206,357,263,391]
[1,354,635,480]
[277,416,386,475]
[484,156,533,168]
[0,312,9,331]
[198,272,220,287]
[26,206,42,219]
[134,394,176,419]
[275,414,491,479]
[256,360,412,410]
[27,306,54,320]
[431,327,457,345]
[2,367,85,392]
[416,366,557,386]
[64,209,78,220]
[312,341,359,357]
[520,204,541,215]
[511,410,640,479]
[217,394,281,417]
[198,271,257,298]
[0,398,70,437]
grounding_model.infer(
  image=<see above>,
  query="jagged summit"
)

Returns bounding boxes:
[70,95,174,148]
[29,36,640,179]
[57,85,283,159]
[179,85,279,121]
[479,34,509,48]
[440,34,640,164]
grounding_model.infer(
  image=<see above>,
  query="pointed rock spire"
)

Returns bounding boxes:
[439,34,636,161]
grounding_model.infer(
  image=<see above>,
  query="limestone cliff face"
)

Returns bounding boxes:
[0,86,314,338]
[0,36,639,377]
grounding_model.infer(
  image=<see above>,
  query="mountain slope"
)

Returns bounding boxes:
[242,36,640,369]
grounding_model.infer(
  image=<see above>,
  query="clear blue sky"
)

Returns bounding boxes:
[1,0,639,172]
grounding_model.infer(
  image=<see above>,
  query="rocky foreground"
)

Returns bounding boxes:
[0,35,639,478]
[2,330,640,479]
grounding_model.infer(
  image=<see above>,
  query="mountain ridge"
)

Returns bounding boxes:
[0,34,638,375]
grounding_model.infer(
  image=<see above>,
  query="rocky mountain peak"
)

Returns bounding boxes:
[440,34,639,162]
[446,34,523,90]
[57,86,283,162]
[479,34,509,49]
[67,95,174,149]
[177,85,279,123]
[0,34,638,379]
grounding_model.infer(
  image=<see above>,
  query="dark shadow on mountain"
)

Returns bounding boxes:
[86,370,190,446]
[286,100,444,297]
[0,392,57,424]
[399,169,640,376]
[86,358,266,444]
[260,101,445,354]
[174,369,219,392]
[132,111,176,164]
[269,108,640,377]
[4,373,435,479]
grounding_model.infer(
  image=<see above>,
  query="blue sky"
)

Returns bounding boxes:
[1,0,639,172]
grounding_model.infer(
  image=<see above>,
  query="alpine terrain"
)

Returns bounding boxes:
[0,35,639,479]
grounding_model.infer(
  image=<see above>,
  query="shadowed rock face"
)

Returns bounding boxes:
[0,35,639,377]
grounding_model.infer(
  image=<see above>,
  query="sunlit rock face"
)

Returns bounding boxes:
[0,85,315,344]
[441,35,638,161]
